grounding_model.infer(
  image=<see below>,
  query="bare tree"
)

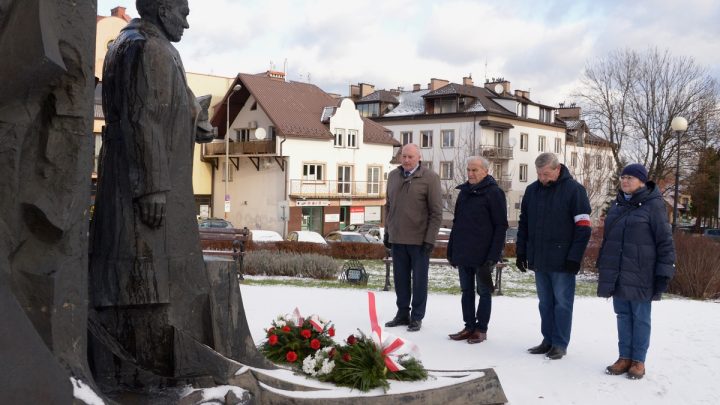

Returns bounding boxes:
[575,48,719,181]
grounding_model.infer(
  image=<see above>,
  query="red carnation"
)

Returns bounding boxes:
[282,326,291,333]
[267,327,275,335]
[329,348,336,358]
[286,351,298,362]
[328,327,335,337]
[301,329,312,339]
[347,335,356,345]
[268,335,278,346]
[310,339,321,350]
[342,353,352,362]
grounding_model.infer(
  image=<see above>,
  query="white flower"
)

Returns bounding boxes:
[318,358,335,375]
[302,355,318,376]
[274,319,286,328]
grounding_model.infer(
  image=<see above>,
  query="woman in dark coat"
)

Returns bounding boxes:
[596,164,675,380]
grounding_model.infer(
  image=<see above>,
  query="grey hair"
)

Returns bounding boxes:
[467,156,490,170]
[535,152,559,169]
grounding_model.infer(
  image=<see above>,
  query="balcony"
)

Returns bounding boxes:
[288,179,387,199]
[478,145,513,160]
[202,140,276,157]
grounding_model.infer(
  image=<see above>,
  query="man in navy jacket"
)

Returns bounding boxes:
[516,153,591,360]
[446,156,508,344]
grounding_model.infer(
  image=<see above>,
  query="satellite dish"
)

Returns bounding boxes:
[255,127,267,140]
[494,83,504,94]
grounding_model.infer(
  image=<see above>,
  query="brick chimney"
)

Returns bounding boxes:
[429,78,449,91]
[266,70,286,81]
[359,83,375,98]
[413,83,421,92]
[463,76,474,86]
[111,6,131,22]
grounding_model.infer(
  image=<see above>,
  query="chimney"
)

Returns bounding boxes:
[359,83,375,98]
[110,6,130,22]
[514,90,524,98]
[349,84,360,100]
[413,83,421,92]
[556,105,582,120]
[266,70,285,81]
[429,78,449,91]
[463,76,474,86]
[484,78,511,95]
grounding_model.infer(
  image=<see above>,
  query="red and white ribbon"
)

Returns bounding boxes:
[367,291,418,372]
[291,308,326,332]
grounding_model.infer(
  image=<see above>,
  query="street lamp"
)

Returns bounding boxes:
[670,116,688,231]
[225,84,242,219]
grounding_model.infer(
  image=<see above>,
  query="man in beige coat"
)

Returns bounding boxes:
[383,144,443,331]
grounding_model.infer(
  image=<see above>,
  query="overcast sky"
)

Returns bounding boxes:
[97,0,720,105]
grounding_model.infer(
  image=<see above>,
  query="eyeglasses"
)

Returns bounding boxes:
[620,175,636,181]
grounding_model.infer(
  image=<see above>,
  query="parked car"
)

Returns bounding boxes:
[250,229,283,242]
[702,228,720,241]
[505,227,518,243]
[198,218,234,229]
[366,227,385,242]
[325,231,379,243]
[286,230,327,245]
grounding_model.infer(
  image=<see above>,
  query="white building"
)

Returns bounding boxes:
[360,77,615,226]
[206,71,399,236]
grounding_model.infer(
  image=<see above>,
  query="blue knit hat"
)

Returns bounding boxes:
[621,163,648,183]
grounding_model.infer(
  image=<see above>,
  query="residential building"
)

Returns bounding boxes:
[206,72,399,235]
[360,77,615,226]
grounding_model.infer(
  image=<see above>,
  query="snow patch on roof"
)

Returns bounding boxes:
[384,89,430,117]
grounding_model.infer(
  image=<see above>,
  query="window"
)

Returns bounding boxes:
[434,98,457,114]
[540,108,553,123]
[441,130,455,148]
[347,129,358,148]
[421,161,433,171]
[420,130,433,148]
[493,163,502,178]
[494,130,503,147]
[269,126,277,140]
[595,155,603,170]
[236,129,250,142]
[538,136,546,152]
[334,129,345,147]
[570,152,578,167]
[584,153,591,167]
[520,164,528,182]
[337,165,353,194]
[439,161,454,180]
[521,104,528,118]
[520,133,528,151]
[607,179,615,194]
[367,166,381,195]
[302,163,324,181]
[555,138,562,154]
[401,131,413,145]
[357,103,379,117]
[607,156,614,170]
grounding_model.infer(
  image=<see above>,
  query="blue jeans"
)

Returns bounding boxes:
[535,270,576,349]
[391,244,430,321]
[458,266,492,332]
[613,297,652,363]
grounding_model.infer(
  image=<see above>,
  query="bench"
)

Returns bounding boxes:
[381,256,507,295]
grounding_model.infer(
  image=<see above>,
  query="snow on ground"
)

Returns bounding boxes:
[241,284,720,405]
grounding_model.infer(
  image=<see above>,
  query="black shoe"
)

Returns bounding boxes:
[527,342,552,354]
[385,317,410,327]
[407,320,422,332]
[545,346,567,360]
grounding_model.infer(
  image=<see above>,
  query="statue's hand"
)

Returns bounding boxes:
[137,192,167,229]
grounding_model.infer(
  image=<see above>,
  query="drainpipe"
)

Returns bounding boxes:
[280,135,288,236]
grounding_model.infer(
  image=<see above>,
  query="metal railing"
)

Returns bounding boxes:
[203,140,276,156]
[288,179,387,199]
[478,145,514,160]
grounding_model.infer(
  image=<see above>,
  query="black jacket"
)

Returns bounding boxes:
[447,175,508,266]
[596,183,675,301]
[517,164,592,273]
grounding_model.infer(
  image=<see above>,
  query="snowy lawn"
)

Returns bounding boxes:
[240,266,720,405]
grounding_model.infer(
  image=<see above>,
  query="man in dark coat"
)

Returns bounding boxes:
[516,153,591,360]
[446,156,508,344]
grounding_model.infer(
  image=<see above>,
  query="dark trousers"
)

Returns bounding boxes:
[535,270,576,349]
[458,266,492,332]
[391,244,430,321]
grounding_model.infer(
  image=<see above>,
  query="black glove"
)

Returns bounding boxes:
[423,242,434,256]
[446,253,455,267]
[653,276,670,301]
[383,232,392,249]
[516,254,527,272]
[476,260,495,293]
[565,260,581,274]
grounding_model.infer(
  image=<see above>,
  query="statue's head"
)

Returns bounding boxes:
[136,0,189,42]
